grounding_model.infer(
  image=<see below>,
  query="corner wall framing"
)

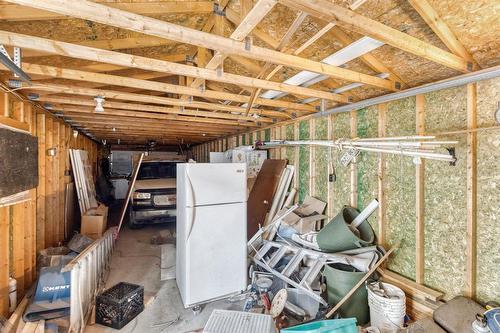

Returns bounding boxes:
[192,77,500,307]
[0,92,98,318]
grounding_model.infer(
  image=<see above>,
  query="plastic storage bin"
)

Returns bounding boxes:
[281,318,357,333]
[95,282,144,329]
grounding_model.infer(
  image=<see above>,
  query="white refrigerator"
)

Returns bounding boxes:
[176,163,248,308]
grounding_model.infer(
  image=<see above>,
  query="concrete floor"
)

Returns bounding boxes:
[84,224,243,333]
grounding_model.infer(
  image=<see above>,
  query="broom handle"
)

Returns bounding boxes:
[325,243,399,319]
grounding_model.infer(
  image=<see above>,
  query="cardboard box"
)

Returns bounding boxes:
[231,148,267,178]
[81,203,108,239]
[282,196,328,233]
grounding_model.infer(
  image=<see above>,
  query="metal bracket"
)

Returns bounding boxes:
[245,36,252,51]
[446,147,456,166]
[216,66,223,77]
[0,45,31,83]
[213,4,226,16]
[340,148,360,167]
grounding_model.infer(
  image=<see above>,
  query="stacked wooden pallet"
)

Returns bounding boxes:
[69,149,98,215]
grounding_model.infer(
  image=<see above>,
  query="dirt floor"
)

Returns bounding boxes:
[84,220,244,333]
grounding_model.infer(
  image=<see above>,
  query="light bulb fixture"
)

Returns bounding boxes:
[112,127,116,132]
[94,96,105,112]
[73,130,78,138]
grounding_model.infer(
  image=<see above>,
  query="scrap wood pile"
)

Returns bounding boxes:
[243,159,400,331]
[238,159,499,333]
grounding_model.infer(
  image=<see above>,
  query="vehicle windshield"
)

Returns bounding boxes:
[137,162,177,180]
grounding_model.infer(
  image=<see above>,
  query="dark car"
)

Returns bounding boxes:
[129,160,178,227]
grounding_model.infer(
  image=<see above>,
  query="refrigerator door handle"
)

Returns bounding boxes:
[186,169,196,240]
[186,206,195,241]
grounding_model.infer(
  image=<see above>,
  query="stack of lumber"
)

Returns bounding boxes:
[69,149,98,215]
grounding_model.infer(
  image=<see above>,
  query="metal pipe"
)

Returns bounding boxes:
[315,65,500,117]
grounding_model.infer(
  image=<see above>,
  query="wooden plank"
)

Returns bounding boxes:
[18,63,316,112]
[37,94,279,121]
[327,113,334,217]
[407,0,477,67]
[1,1,397,91]
[247,159,287,238]
[22,196,33,288]
[378,268,444,302]
[377,103,387,245]
[12,203,25,299]
[0,115,29,132]
[0,206,9,317]
[0,1,214,21]
[58,125,66,242]
[415,94,425,284]
[350,110,357,208]
[36,113,46,252]
[465,83,477,298]
[45,117,54,247]
[0,33,350,103]
[279,0,470,72]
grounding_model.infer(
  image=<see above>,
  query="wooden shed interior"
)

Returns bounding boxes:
[0,0,499,331]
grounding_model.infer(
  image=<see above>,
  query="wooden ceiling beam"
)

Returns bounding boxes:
[38,95,274,123]
[188,0,277,90]
[278,0,471,72]
[24,37,180,58]
[58,107,258,127]
[27,82,290,119]
[5,0,397,91]
[225,7,280,49]
[8,63,317,112]
[0,1,214,21]
[407,0,478,69]
[0,31,348,102]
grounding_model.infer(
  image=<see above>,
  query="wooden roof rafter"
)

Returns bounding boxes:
[278,0,472,73]
[0,31,348,102]
[4,0,397,92]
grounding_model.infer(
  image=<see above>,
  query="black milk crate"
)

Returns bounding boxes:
[95,282,144,329]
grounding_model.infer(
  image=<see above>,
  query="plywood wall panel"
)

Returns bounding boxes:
[332,112,351,215]
[476,78,500,304]
[385,97,417,280]
[298,120,310,203]
[423,88,468,299]
[356,107,379,236]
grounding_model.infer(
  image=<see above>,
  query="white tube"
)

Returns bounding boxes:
[9,277,16,314]
[351,199,379,228]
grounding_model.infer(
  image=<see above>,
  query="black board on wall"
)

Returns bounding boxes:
[0,127,38,197]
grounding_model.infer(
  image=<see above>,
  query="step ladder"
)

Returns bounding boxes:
[251,241,331,305]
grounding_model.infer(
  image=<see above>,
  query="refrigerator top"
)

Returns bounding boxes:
[177,163,247,207]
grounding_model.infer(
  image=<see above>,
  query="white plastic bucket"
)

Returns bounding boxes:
[367,282,406,333]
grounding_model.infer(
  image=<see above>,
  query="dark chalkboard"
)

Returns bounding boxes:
[0,127,38,197]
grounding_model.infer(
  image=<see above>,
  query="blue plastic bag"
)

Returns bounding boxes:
[281,318,357,333]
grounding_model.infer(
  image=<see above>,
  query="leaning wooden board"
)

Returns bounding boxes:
[247,159,287,239]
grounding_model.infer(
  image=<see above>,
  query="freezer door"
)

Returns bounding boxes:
[178,202,247,308]
[178,163,247,207]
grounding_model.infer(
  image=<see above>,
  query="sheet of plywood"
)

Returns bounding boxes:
[0,128,38,198]
[247,159,287,238]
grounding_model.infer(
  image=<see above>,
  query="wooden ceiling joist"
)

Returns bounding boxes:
[5,0,397,91]
[0,31,348,102]
[8,63,317,112]
[407,0,478,68]
[278,0,471,73]
[188,0,277,89]
[28,83,288,119]
[38,95,275,123]
[0,1,215,21]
